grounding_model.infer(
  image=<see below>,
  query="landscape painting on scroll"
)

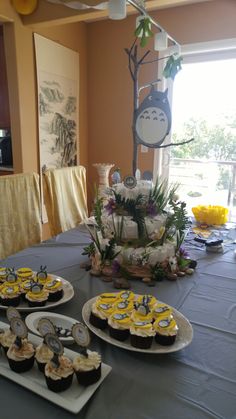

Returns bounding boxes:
[38,71,77,172]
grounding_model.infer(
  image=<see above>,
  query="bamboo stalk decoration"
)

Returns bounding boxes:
[125,39,194,175]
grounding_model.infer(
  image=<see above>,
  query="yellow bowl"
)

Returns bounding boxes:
[192,205,228,225]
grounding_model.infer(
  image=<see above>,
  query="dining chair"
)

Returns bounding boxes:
[43,165,88,236]
[0,172,42,260]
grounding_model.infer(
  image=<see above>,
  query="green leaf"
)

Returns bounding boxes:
[163,55,183,80]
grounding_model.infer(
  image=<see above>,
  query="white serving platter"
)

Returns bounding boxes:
[0,274,74,312]
[25,311,77,345]
[0,321,112,414]
[82,295,193,354]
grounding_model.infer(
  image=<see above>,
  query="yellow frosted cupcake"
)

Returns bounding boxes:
[154,317,178,346]
[0,284,21,307]
[16,267,34,281]
[25,283,49,307]
[136,294,157,309]
[118,290,135,302]
[130,321,155,349]
[108,311,132,341]
[0,267,8,283]
[44,278,63,301]
[35,266,52,285]
[89,301,115,330]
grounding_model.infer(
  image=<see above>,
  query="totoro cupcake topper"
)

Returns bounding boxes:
[36,265,48,281]
[44,333,64,367]
[38,318,56,337]
[7,307,21,323]
[134,295,150,316]
[31,283,43,294]
[10,317,28,348]
[72,323,90,357]
[6,268,17,283]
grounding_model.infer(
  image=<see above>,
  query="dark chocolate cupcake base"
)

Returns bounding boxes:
[47,289,63,302]
[7,355,35,373]
[27,300,47,307]
[45,373,74,392]
[75,364,101,386]
[108,326,129,341]
[155,333,176,346]
[1,297,20,307]
[36,359,46,373]
[89,312,107,330]
[130,334,153,349]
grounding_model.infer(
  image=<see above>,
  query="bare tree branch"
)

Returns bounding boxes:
[140,54,173,65]
[138,50,151,65]
[158,138,194,149]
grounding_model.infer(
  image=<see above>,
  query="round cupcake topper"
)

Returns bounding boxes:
[99,303,110,311]
[31,283,43,294]
[72,323,90,347]
[44,333,64,356]
[10,318,28,339]
[113,313,128,320]
[120,291,131,300]
[46,279,59,288]
[158,319,170,328]
[5,286,15,295]
[36,265,48,281]
[6,268,17,283]
[38,318,56,337]
[7,307,21,322]
[124,175,137,189]
[155,305,169,313]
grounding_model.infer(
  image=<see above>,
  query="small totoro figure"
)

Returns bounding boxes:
[111,168,121,185]
[135,86,171,148]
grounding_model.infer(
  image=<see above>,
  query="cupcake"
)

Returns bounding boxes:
[73,350,101,386]
[45,356,74,392]
[0,328,16,353]
[152,303,173,321]
[35,342,53,372]
[0,284,21,307]
[131,296,153,324]
[45,278,63,301]
[154,317,178,346]
[89,301,114,330]
[130,321,155,349]
[108,311,131,341]
[25,284,49,307]
[7,340,35,372]
[16,267,34,281]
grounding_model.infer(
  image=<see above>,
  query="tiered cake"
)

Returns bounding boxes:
[84,177,195,285]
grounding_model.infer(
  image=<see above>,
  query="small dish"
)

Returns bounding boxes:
[25,312,78,345]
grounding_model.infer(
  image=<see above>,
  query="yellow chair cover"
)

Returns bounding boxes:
[0,172,42,260]
[43,165,88,236]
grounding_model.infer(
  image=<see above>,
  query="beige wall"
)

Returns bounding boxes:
[87,0,236,205]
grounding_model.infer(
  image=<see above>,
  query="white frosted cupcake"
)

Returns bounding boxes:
[45,355,74,392]
[7,340,35,372]
[73,350,101,386]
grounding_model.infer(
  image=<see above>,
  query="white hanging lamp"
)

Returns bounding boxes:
[108,0,127,20]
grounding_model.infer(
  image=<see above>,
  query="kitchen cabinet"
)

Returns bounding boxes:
[0,26,10,129]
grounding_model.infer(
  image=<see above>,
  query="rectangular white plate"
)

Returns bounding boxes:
[0,320,112,414]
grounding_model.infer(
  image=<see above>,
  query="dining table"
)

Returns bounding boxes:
[0,224,236,419]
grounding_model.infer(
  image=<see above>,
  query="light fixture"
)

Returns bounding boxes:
[154,31,168,51]
[108,0,126,20]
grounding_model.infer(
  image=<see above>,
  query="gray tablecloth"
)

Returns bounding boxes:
[1,226,236,419]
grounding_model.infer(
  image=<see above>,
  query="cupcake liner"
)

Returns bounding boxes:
[130,334,153,349]
[47,289,63,302]
[7,355,35,373]
[1,296,20,307]
[36,359,46,373]
[155,333,176,346]
[45,372,74,392]
[108,326,129,342]
[89,312,107,330]
[75,364,101,386]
